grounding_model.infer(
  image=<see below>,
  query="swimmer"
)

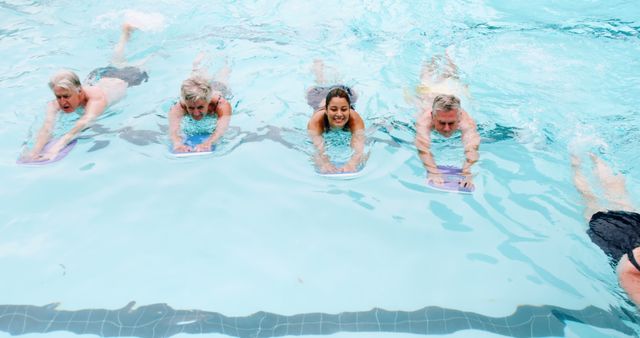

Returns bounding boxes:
[572,153,640,306]
[306,60,365,173]
[27,23,148,161]
[168,55,232,153]
[414,53,479,189]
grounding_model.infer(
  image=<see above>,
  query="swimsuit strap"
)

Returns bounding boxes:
[211,94,223,111]
[322,112,329,131]
[627,249,640,273]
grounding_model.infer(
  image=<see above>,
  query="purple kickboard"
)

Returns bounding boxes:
[17,139,78,165]
[316,161,364,179]
[317,168,363,180]
[427,165,475,193]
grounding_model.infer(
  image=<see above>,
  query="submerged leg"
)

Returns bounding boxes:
[189,51,212,80]
[312,59,326,85]
[111,23,137,67]
[416,58,441,109]
[591,153,635,212]
[214,57,231,85]
[440,47,460,80]
[191,51,207,73]
[571,155,602,221]
[420,56,440,84]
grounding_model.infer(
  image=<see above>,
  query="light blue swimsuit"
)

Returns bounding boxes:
[181,114,218,136]
[52,108,84,139]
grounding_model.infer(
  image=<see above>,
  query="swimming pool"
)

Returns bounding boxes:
[1,1,640,337]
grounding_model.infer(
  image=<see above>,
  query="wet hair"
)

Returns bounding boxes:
[323,87,353,131]
[180,75,212,105]
[432,94,461,116]
[48,70,82,93]
[324,87,352,110]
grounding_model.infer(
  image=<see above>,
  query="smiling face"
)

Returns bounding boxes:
[53,86,82,113]
[432,109,460,137]
[185,99,209,120]
[325,97,351,129]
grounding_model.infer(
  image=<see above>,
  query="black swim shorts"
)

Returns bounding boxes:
[86,66,149,87]
[587,210,640,264]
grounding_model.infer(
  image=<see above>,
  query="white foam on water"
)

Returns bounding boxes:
[123,10,166,32]
[569,124,609,155]
[96,9,166,33]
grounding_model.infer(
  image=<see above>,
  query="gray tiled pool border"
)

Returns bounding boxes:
[0,302,637,337]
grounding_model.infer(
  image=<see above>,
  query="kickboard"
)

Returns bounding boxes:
[170,134,216,157]
[17,139,78,165]
[316,161,364,180]
[427,165,475,194]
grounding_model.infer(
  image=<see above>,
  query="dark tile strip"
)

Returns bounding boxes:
[0,302,635,338]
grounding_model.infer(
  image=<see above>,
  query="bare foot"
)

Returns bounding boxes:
[590,152,616,184]
[215,56,231,84]
[312,59,325,85]
[122,23,138,39]
[192,51,207,70]
[570,154,581,168]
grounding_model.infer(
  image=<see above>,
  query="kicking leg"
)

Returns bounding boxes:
[571,155,602,221]
[420,56,440,84]
[416,58,441,109]
[591,153,635,212]
[214,57,231,85]
[306,59,328,109]
[189,51,212,80]
[441,47,460,80]
[312,59,325,85]
[111,23,137,67]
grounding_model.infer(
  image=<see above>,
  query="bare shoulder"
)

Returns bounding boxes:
[169,102,185,116]
[308,109,325,132]
[416,108,431,127]
[213,96,232,116]
[618,255,640,287]
[461,109,474,122]
[83,85,106,101]
[215,95,229,106]
[350,110,365,131]
[47,100,60,111]
[460,109,477,130]
[620,248,640,274]
[415,109,432,146]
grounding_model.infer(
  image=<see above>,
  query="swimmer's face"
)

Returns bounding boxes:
[185,99,208,121]
[325,97,351,129]
[433,109,460,137]
[53,86,82,113]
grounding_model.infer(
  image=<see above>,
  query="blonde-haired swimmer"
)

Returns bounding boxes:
[168,55,232,153]
[306,60,365,174]
[572,152,640,307]
[414,52,479,189]
[27,23,148,161]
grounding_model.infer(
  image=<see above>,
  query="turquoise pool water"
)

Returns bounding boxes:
[1,1,640,337]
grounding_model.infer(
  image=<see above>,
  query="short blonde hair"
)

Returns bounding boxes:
[180,76,212,104]
[432,94,461,116]
[48,70,82,92]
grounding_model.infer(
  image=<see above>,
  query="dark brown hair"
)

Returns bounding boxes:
[324,87,351,110]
